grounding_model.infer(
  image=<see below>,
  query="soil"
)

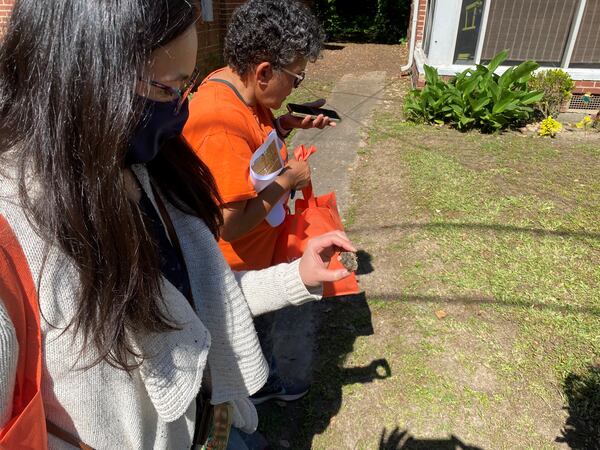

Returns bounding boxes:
[307,43,408,81]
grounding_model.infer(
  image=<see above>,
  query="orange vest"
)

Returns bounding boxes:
[0,213,48,450]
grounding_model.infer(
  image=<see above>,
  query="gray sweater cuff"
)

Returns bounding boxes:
[235,259,323,317]
[283,259,323,306]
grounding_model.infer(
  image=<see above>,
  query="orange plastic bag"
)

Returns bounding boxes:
[273,165,361,297]
[0,214,48,450]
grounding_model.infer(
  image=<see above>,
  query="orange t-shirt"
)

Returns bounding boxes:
[183,68,287,270]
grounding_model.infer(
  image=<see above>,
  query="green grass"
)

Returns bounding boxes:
[340,96,596,447]
[355,110,599,446]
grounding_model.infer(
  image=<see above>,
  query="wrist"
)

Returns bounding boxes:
[276,116,293,137]
[277,171,294,191]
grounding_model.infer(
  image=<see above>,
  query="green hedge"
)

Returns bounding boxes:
[313,0,411,44]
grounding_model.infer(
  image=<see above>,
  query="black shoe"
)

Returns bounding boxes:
[250,380,310,405]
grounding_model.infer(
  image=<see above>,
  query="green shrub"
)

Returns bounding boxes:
[404,51,544,132]
[529,69,575,118]
[314,0,410,44]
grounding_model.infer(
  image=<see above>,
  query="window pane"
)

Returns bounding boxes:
[570,0,600,68]
[424,0,438,55]
[454,0,486,64]
[481,0,579,66]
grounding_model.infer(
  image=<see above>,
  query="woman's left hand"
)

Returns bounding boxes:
[279,99,337,131]
[299,231,357,288]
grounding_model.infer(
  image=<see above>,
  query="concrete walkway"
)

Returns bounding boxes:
[270,71,387,387]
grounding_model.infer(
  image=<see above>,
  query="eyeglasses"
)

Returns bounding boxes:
[281,67,306,89]
[142,67,203,114]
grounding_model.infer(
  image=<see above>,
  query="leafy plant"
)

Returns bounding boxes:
[539,116,562,137]
[529,69,575,118]
[404,51,544,132]
[313,0,410,44]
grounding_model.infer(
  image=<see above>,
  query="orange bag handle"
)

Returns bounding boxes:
[294,145,318,207]
[300,183,317,207]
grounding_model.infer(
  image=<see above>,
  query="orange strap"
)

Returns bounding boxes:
[0,214,48,449]
[0,215,95,450]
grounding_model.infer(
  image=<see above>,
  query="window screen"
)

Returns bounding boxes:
[570,0,600,68]
[481,0,579,66]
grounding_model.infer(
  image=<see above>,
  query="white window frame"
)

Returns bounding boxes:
[421,0,600,80]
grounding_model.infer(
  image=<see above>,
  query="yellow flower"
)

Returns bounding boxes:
[575,115,592,129]
[539,116,562,137]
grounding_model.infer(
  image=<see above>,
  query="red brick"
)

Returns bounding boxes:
[577,81,595,88]
[573,86,600,95]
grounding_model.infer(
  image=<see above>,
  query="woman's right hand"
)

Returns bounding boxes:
[299,231,357,288]
[282,158,311,190]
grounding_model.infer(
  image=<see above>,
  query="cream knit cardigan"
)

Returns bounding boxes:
[0,163,320,449]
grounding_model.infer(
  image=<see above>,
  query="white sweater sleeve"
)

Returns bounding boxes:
[233,259,322,317]
[0,297,18,427]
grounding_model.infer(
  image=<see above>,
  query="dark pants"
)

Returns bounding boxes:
[253,311,279,389]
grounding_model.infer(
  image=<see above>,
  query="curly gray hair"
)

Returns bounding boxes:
[224,0,325,76]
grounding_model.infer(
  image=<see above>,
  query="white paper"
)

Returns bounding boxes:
[248,130,286,227]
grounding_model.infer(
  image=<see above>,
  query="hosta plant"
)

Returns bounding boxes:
[404,51,544,132]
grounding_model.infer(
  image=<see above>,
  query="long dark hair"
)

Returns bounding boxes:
[0,0,222,371]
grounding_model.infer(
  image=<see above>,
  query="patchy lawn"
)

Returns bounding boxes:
[258,40,600,449]
[330,75,600,448]
[339,79,599,449]
[260,70,600,449]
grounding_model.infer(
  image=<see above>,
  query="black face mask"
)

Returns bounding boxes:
[127,97,189,164]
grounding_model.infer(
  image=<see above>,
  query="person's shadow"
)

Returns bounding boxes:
[379,428,483,449]
[257,292,390,449]
[556,364,600,449]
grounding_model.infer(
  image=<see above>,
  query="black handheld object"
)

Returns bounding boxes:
[287,103,342,122]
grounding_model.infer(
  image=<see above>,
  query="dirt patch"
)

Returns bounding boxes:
[308,43,408,82]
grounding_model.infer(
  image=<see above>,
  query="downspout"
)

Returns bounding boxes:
[401,0,420,72]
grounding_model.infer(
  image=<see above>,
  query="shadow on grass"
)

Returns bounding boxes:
[379,428,483,449]
[363,292,600,317]
[557,364,600,450]
[257,293,390,449]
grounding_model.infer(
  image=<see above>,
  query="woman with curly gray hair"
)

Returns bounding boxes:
[183,0,332,426]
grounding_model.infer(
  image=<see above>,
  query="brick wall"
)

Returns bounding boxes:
[414,0,427,47]
[573,81,600,96]
[0,0,11,34]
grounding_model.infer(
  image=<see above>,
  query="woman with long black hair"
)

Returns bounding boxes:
[0,1,354,448]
